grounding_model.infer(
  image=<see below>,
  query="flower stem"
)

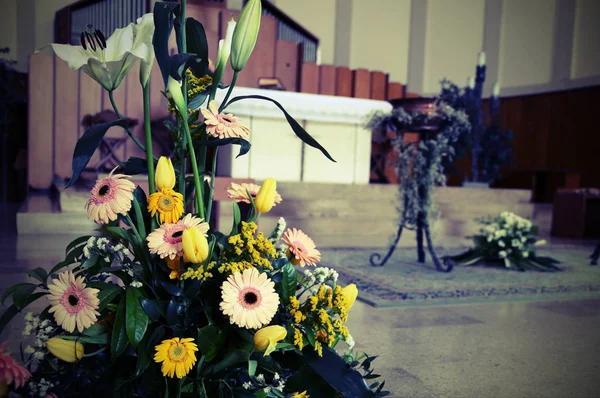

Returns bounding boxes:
[131,196,147,240]
[205,147,219,223]
[183,121,205,219]
[108,90,148,155]
[142,84,155,194]
[218,71,238,112]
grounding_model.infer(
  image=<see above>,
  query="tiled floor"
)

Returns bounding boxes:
[1,229,599,397]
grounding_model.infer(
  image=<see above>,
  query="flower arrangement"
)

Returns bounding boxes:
[445,211,561,271]
[0,1,388,396]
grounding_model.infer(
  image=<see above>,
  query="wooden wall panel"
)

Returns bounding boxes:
[274,40,300,92]
[370,71,388,100]
[318,65,336,96]
[352,69,371,99]
[236,15,277,88]
[28,55,55,189]
[299,62,319,94]
[335,67,352,97]
[53,58,80,180]
[386,82,404,100]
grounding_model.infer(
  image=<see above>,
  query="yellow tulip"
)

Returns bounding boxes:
[182,227,209,263]
[254,325,287,356]
[46,337,84,363]
[230,0,262,72]
[155,156,176,191]
[342,284,358,311]
[254,178,276,213]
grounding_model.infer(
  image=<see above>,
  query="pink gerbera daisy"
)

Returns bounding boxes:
[85,167,136,224]
[147,214,209,260]
[201,100,251,139]
[220,268,280,329]
[226,182,282,206]
[0,342,31,390]
[48,270,100,333]
[282,228,321,267]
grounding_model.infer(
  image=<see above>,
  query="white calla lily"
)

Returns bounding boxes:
[40,13,155,91]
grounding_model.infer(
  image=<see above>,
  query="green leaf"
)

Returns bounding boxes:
[111,298,128,360]
[93,284,122,311]
[196,325,226,362]
[186,17,210,78]
[281,263,297,305]
[1,283,30,305]
[196,137,251,158]
[82,323,106,336]
[139,298,162,322]
[61,334,109,345]
[210,349,249,374]
[224,95,335,162]
[153,1,180,86]
[49,260,69,276]
[13,283,38,309]
[136,325,165,376]
[119,156,150,175]
[188,92,209,110]
[26,267,47,283]
[125,287,149,348]
[230,201,241,235]
[65,235,92,256]
[248,359,257,376]
[66,119,131,187]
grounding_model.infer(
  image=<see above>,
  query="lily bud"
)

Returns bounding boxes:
[254,178,276,213]
[46,337,84,363]
[342,284,358,311]
[182,227,209,263]
[254,325,287,356]
[213,19,237,87]
[155,156,176,190]
[230,0,262,72]
[167,76,186,116]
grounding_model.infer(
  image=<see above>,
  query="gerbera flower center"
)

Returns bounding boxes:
[239,287,262,309]
[172,230,183,238]
[68,295,80,306]
[98,184,110,196]
[168,343,187,361]
[245,292,258,304]
[220,114,236,125]
[158,195,175,212]
[292,241,306,253]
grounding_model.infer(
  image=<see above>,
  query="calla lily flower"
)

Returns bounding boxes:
[41,13,155,91]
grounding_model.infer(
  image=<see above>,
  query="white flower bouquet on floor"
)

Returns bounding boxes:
[445,211,561,271]
[0,0,388,396]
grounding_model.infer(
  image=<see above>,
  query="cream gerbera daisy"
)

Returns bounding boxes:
[47,270,100,333]
[85,168,135,224]
[201,100,251,139]
[147,214,209,260]
[283,228,321,267]
[154,337,198,379]
[226,182,282,205]
[0,342,31,390]
[220,268,280,329]
[147,188,184,224]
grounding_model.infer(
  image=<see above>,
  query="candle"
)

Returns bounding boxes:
[492,81,500,97]
[478,51,486,66]
[468,76,475,89]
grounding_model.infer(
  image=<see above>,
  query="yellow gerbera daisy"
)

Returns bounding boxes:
[291,391,309,398]
[153,337,198,379]
[148,188,184,224]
